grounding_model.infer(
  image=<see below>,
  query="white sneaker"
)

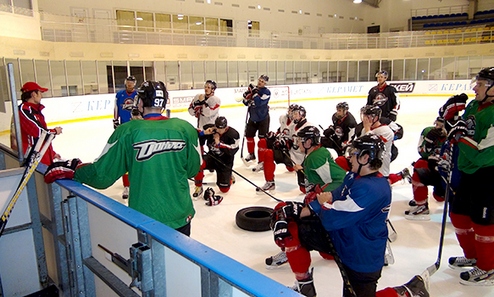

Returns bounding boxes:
[256,181,275,194]
[192,186,203,200]
[460,266,494,286]
[448,256,477,270]
[122,187,129,199]
[252,161,264,172]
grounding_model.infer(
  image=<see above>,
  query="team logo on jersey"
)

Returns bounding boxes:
[123,98,134,111]
[133,140,186,161]
[335,126,344,138]
[373,93,388,106]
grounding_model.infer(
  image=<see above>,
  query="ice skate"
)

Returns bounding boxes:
[192,186,203,200]
[404,203,430,221]
[252,161,264,172]
[122,186,129,199]
[408,199,417,207]
[394,275,429,297]
[448,256,477,270]
[289,268,316,297]
[400,167,412,184]
[459,267,494,286]
[242,153,256,166]
[256,181,275,195]
[265,251,288,269]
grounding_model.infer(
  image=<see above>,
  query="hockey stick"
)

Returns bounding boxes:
[188,178,211,185]
[421,142,454,283]
[0,130,55,237]
[206,153,284,202]
[240,106,250,160]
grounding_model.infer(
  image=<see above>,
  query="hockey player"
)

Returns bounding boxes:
[113,76,138,199]
[17,81,62,165]
[188,80,221,131]
[44,81,201,236]
[367,70,400,122]
[404,117,447,220]
[270,134,429,297]
[255,105,310,193]
[321,101,357,156]
[265,126,346,269]
[361,105,394,177]
[193,116,240,198]
[242,74,271,163]
[445,67,494,286]
[251,103,298,175]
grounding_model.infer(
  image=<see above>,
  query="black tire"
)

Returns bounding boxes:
[235,206,273,232]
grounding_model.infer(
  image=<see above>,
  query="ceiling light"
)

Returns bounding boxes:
[196,21,202,25]
[353,0,362,3]
[136,17,143,21]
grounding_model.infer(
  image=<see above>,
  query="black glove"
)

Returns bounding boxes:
[424,128,445,151]
[44,158,82,184]
[389,111,397,122]
[274,137,291,151]
[272,220,291,248]
[323,125,336,138]
[193,100,206,107]
[113,119,119,129]
[439,93,468,121]
[273,201,304,222]
[447,119,468,143]
[251,87,259,96]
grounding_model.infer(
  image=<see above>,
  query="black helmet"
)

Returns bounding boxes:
[136,81,168,109]
[288,103,299,112]
[361,105,382,119]
[336,102,349,110]
[125,76,136,82]
[477,67,494,83]
[205,80,217,90]
[294,105,307,118]
[215,116,228,129]
[351,134,385,163]
[297,126,320,146]
[259,74,269,82]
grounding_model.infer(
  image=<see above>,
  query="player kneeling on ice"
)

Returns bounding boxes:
[44,81,201,237]
[192,116,240,199]
[270,134,429,297]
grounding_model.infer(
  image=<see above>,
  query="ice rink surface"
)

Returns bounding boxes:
[45,95,491,296]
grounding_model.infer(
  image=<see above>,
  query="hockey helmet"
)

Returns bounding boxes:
[259,74,269,82]
[125,75,136,82]
[294,105,307,118]
[205,80,217,90]
[336,102,349,111]
[375,70,388,79]
[471,67,494,102]
[136,80,168,109]
[351,134,385,163]
[361,105,382,119]
[215,116,228,129]
[297,126,321,146]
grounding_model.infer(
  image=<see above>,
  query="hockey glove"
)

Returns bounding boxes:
[44,158,82,184]
[272,220,291,248]
[304,184,322,205]
[323,125,336,138]
[251,87,259,96]
[272,201,304,222]
[447,119,469,144]
[424,128,445,152]
[439,93,468,121]
[113,119,119,129]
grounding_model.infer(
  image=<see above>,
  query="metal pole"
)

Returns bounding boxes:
[7,63,24,163]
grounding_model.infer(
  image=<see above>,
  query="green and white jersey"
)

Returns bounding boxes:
[457,100,494,174]
[75,115,201,229]
[304,146,346,192]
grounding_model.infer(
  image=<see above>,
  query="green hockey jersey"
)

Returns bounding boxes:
[304,146,346,191]
[75,116,201,229]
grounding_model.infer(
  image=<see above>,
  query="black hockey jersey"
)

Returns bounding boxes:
[367,84,399,121]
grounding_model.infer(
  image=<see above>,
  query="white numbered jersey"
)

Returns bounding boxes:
[365,124,394,177]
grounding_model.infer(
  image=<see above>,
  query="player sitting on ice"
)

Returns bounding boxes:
[255,105,311,194]
[192,116,239,200]
[270,134,429,297]
[321,101,357,157]
[251,103,299,174]
[404,117,448,220]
